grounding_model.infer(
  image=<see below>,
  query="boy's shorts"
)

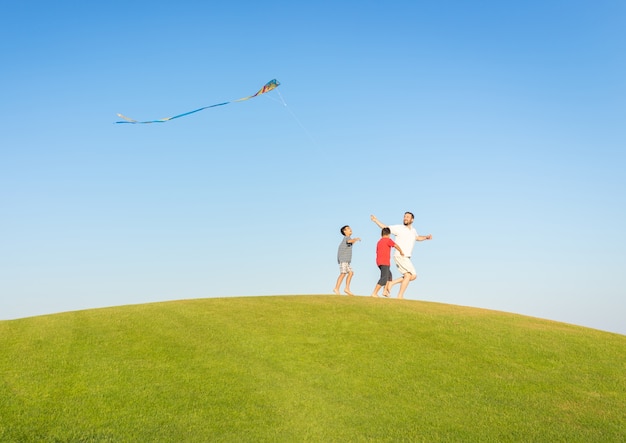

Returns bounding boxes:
[377,265,392,286]
[394,255,416,276]
[339,262,353,274]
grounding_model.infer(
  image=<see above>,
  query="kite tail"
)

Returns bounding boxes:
[116,113,138,124]
[116,79,280,124]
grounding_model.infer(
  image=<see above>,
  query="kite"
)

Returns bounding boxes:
[116,79,280,124]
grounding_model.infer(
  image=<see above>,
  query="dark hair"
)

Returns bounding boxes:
[381,227,391,236]
[405,211,415,220]
[340,225,350,236]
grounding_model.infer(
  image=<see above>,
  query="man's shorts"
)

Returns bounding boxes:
[394,255,416,276]
[339,262,353,274]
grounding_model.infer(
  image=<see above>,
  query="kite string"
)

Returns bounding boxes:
[273,90,315,141]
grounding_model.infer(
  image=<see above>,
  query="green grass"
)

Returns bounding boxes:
[1,295,625,442]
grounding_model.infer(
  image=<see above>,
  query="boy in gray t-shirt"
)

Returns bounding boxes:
[334,225,361,296]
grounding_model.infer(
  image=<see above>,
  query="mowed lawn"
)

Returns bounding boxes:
[1,295,625,442]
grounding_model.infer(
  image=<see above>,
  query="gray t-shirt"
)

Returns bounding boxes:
[337,236,353,263]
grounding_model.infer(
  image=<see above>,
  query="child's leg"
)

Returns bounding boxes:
[333,273,346,294]
[371,284,382,297]
[383,280,391,297]
[380,266,391,297]
[344,271,354,295]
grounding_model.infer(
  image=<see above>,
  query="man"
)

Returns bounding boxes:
[370,212,432,299]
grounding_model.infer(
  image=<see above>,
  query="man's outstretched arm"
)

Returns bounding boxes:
[370,215,387,229]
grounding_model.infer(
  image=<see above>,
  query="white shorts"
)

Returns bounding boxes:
[339,262,353,274]
[394,255,416,276]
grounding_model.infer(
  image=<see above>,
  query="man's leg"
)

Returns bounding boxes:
[388,277,402,292]
[393,256,418,299]
[397,273,416,299]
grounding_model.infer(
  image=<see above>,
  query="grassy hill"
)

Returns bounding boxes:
[1,295,624,442]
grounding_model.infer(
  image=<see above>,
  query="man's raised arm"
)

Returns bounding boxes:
[370,215,387,229]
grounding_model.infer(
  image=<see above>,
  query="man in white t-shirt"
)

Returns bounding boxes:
[370,212,432,299]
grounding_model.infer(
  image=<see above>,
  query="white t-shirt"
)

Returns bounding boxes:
[389,224,418,257]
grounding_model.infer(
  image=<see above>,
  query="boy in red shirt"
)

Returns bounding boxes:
[371,227,404,297]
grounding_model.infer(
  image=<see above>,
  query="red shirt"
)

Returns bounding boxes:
[376,237,396,266]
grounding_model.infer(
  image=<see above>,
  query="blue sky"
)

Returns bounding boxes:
[2,1,625,335]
